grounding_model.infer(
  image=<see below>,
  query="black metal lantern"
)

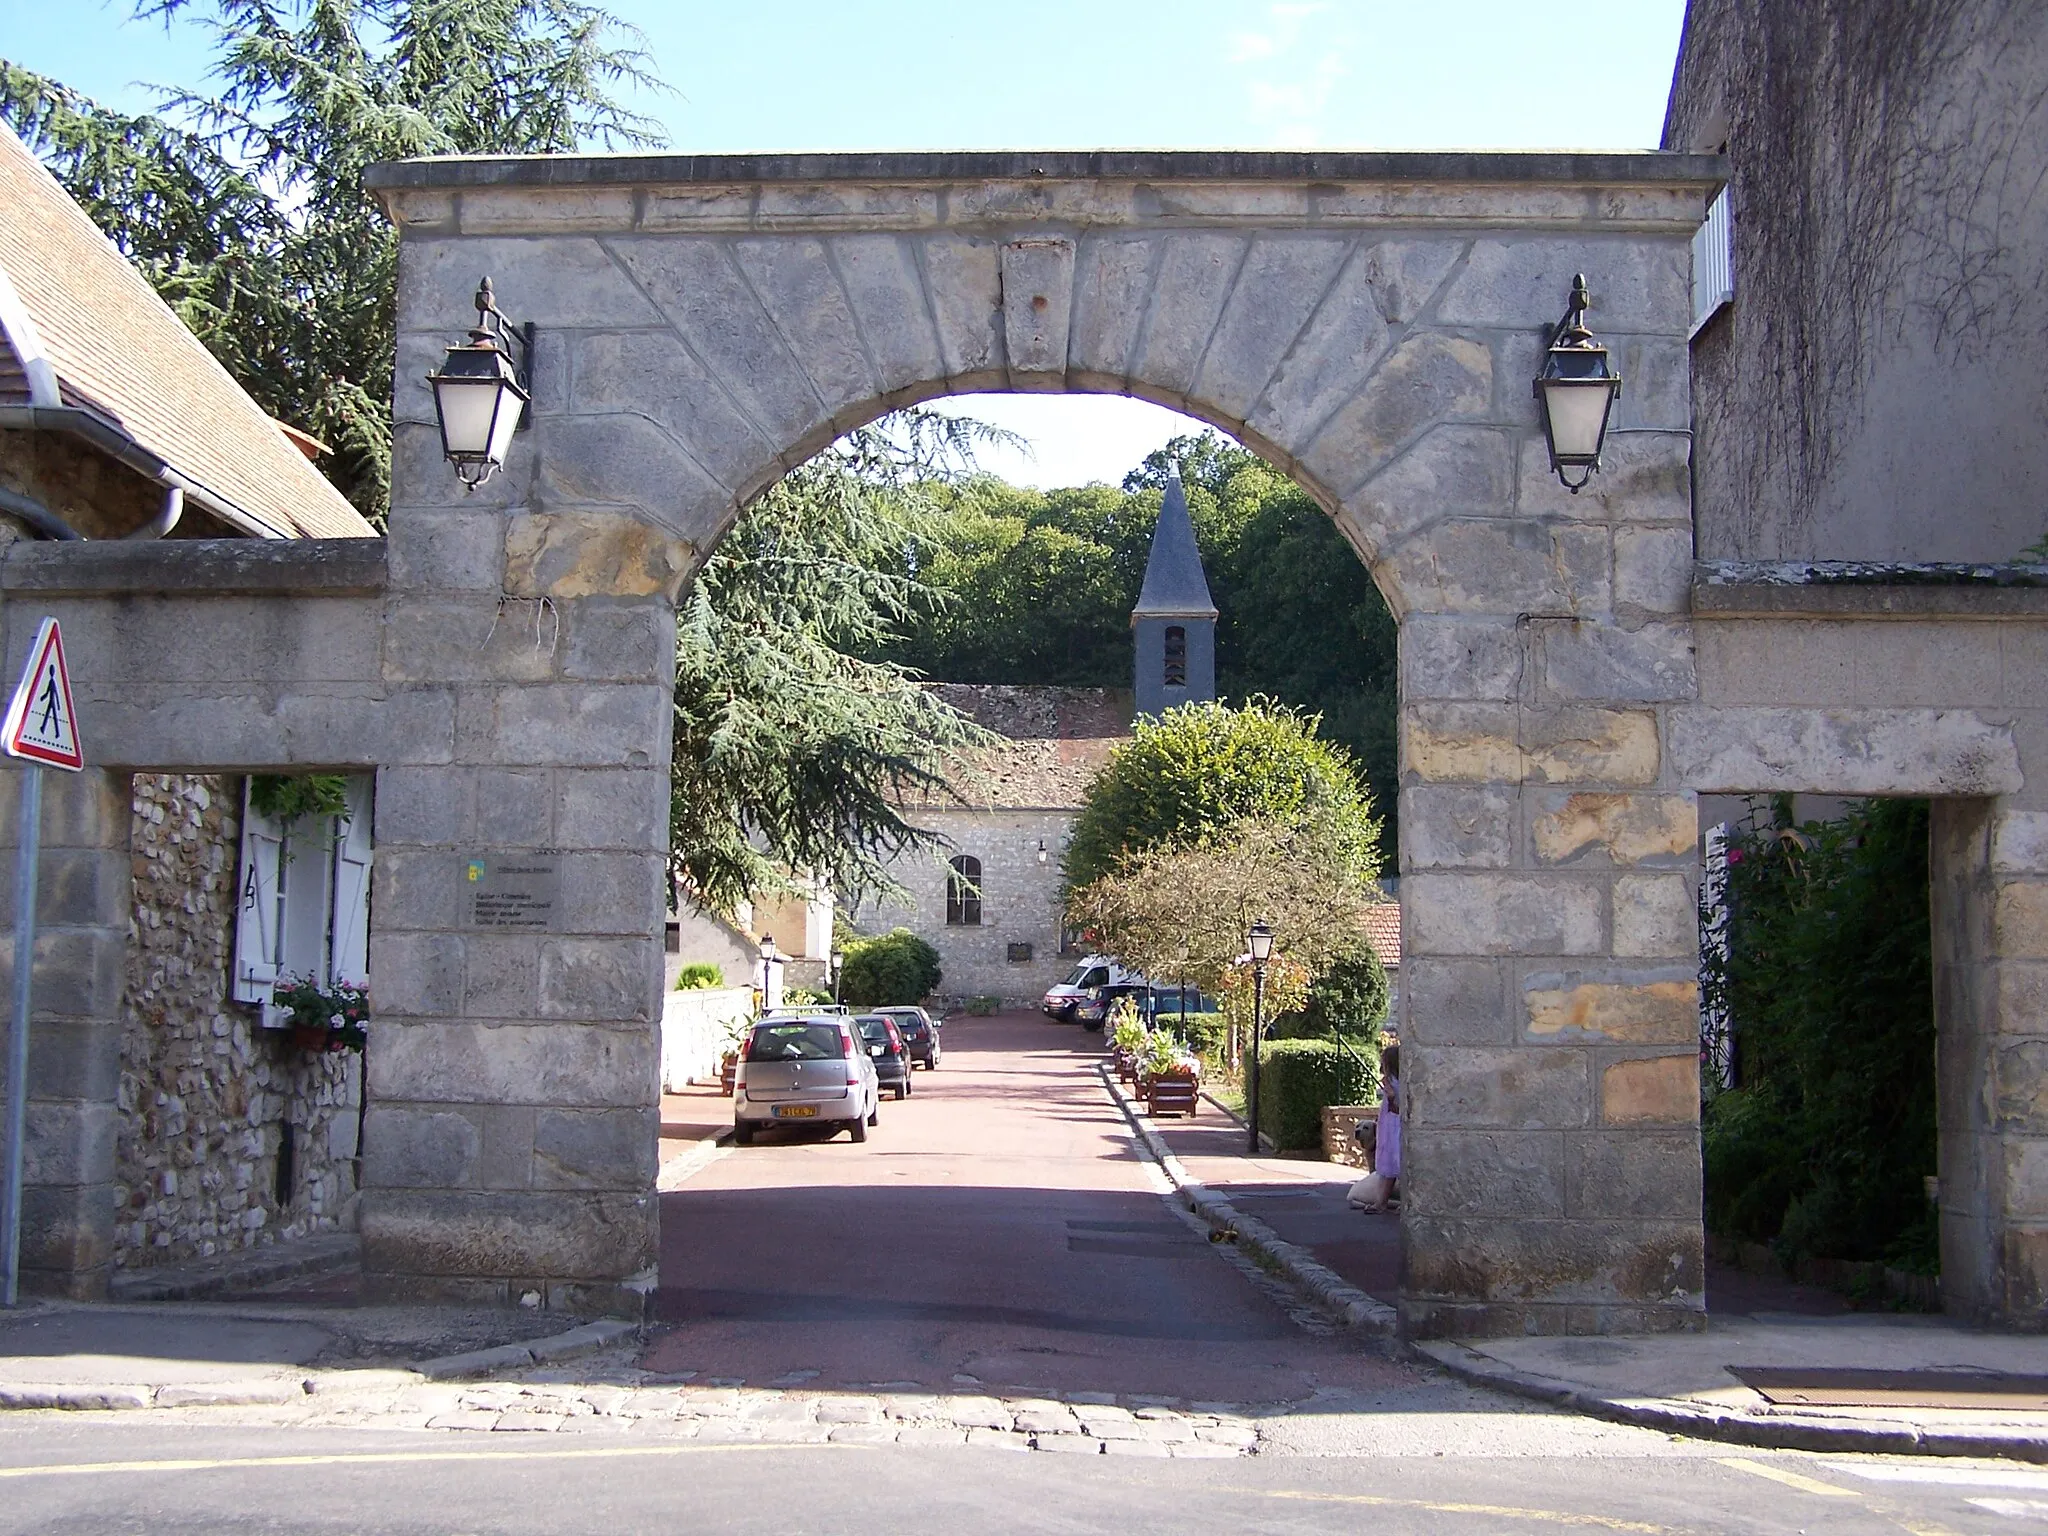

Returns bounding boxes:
[1533,273,1623,492]
[426,277,534,491]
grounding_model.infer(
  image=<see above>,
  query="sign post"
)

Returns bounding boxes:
[0,618,83,1306]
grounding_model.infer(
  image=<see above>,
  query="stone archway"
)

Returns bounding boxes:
[356,150,1717,1336]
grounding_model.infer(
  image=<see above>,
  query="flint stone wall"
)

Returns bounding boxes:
[114,772,360,1269]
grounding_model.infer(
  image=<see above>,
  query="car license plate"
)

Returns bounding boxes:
[870,1045,885,1056]
[774,1105,818,1119]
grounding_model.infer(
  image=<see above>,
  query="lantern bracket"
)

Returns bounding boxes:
[470,278,536,406]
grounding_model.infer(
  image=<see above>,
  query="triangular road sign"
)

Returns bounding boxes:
[2,618,84,771]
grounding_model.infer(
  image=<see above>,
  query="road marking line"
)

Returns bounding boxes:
[0,1442,816,1481]
[1845,1464,2048,1491]
[1715,1457,1859,1497]
[1227,1486,1675,1531]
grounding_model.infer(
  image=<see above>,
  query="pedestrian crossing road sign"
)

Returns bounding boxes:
[2,617,83,771]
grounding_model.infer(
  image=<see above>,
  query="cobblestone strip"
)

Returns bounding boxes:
[1097,1064,1400,1344]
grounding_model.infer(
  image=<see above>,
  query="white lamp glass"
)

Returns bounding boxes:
[1539,378,1617,464]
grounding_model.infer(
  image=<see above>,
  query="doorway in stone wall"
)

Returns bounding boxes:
[1696,793,1941,1320]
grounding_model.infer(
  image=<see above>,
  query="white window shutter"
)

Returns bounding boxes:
[233,780,286,1006]
[327,775,373,988]
[1690,186,1734,336]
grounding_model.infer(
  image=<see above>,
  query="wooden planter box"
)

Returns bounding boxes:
[1143,1071,1200,1118]
[719,1053,739,1097]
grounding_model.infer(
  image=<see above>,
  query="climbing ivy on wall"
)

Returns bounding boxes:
[1701,796,1938,1271]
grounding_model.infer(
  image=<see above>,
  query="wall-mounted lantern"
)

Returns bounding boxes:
[426,277,534,491]
[1037,839,1049,866]
[1533,273,1623,493]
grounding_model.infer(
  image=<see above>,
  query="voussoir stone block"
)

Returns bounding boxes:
[1523,968,1697,1044]
[1599,1054,1698,1127]
[1000,237,1074,387]
[1300,335,1493,498]
[1531,792,1694,866]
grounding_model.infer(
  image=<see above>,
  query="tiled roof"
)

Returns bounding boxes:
[0,123,372,539]
[1360,902,1401,971]
[905,684,1133,810]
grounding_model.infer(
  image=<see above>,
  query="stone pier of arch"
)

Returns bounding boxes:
[5,150,2044,1338]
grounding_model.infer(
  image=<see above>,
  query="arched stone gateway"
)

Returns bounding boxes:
[16,150,2038,1337]
[362,149,1716,1338]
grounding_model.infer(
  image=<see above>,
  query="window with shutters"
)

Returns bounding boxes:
[1691,186,1734,336]
[945,855,982,927]
[233,775,373,1027]
[1163,625,1187,688]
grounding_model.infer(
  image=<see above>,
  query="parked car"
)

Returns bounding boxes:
[855,1014,914,1099]
[733,1016,879,1144]
[1076,980,1151,1032]
[1142,985,1217,1025]
[1043,955,1144,1021]
[875,1006,941,1069]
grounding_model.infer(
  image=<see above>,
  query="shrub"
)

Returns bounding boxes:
[1254,1039,1375,1152]
[965,995,1000,1016]
[1063,699,1380,890]
[839,928,942,1007]
[1298,940,1389,1037]
[674,962,724,990]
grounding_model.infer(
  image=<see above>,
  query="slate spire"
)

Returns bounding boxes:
[1132,466,1219,619]
[1130,465,1217,719]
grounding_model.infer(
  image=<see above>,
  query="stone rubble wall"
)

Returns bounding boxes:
[113,772,361,1269]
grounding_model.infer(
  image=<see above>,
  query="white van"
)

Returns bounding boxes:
[1041,955,1144,1021]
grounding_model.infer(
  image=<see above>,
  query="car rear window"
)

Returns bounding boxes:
[855,1017,895,1043]
[882,1011,926,1034]
[746,1023,846,1060]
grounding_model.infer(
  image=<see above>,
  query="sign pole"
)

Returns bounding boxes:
[0,616,85,1307]
[1,764,40,1307]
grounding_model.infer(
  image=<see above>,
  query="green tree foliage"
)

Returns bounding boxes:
[838,928,942,1008]
[878,431,1400,857]
[1,0,665,522]
[1280,939,1390,1041]
[1066,820,1377,997]
[1702,797,1939,1270]
[671,413,1000,914]
[1062,699,1381,891]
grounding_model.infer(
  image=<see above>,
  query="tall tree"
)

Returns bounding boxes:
[1,0,664,522]
[672,411,1003,914]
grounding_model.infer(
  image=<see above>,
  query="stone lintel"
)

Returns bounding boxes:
[1,537,388,598]
[1695,566,2048,619]
[368,148,1726,194]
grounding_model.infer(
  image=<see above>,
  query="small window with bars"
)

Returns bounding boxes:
[1163,625,1187,688]
[946,855,982,926]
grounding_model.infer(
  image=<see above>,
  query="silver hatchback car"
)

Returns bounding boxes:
[732,1016,879,1144]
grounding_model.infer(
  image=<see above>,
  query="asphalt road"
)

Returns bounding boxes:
[647,1009,1404,1401]
[1,1012,2037,1531]
[0,1418,2039,1534]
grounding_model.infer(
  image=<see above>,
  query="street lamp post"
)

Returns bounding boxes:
[1244,921,1274,1156]
[759,935,779,1010]
[830,947,845,1007]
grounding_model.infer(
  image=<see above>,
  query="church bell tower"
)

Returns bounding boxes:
[1131,466,1217,720]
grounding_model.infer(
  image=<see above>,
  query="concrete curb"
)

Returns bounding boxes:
[1415,1340,2048,1463]
[413,1319,642,1380]
[0,1318,644,1409]
[108,1232,362,1304]
[1097,1064,1398,1344]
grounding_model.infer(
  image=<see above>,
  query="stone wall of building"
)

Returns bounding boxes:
[859,809,1080,1007]
[113,772,360,1269]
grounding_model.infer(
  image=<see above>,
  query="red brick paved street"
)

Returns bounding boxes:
[645,1011,1417,1403]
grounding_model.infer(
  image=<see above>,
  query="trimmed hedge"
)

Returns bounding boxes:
[1255,1038,1376,1152]
[839,928,942,1007]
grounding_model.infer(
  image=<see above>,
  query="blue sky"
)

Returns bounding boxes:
[5,0,1689,485]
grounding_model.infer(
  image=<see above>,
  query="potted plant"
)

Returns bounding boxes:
[271,974,369,1054]
[717,1016,752,1096]
[1108,1007,1148,1083]
[1139,1030,1200,1118]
